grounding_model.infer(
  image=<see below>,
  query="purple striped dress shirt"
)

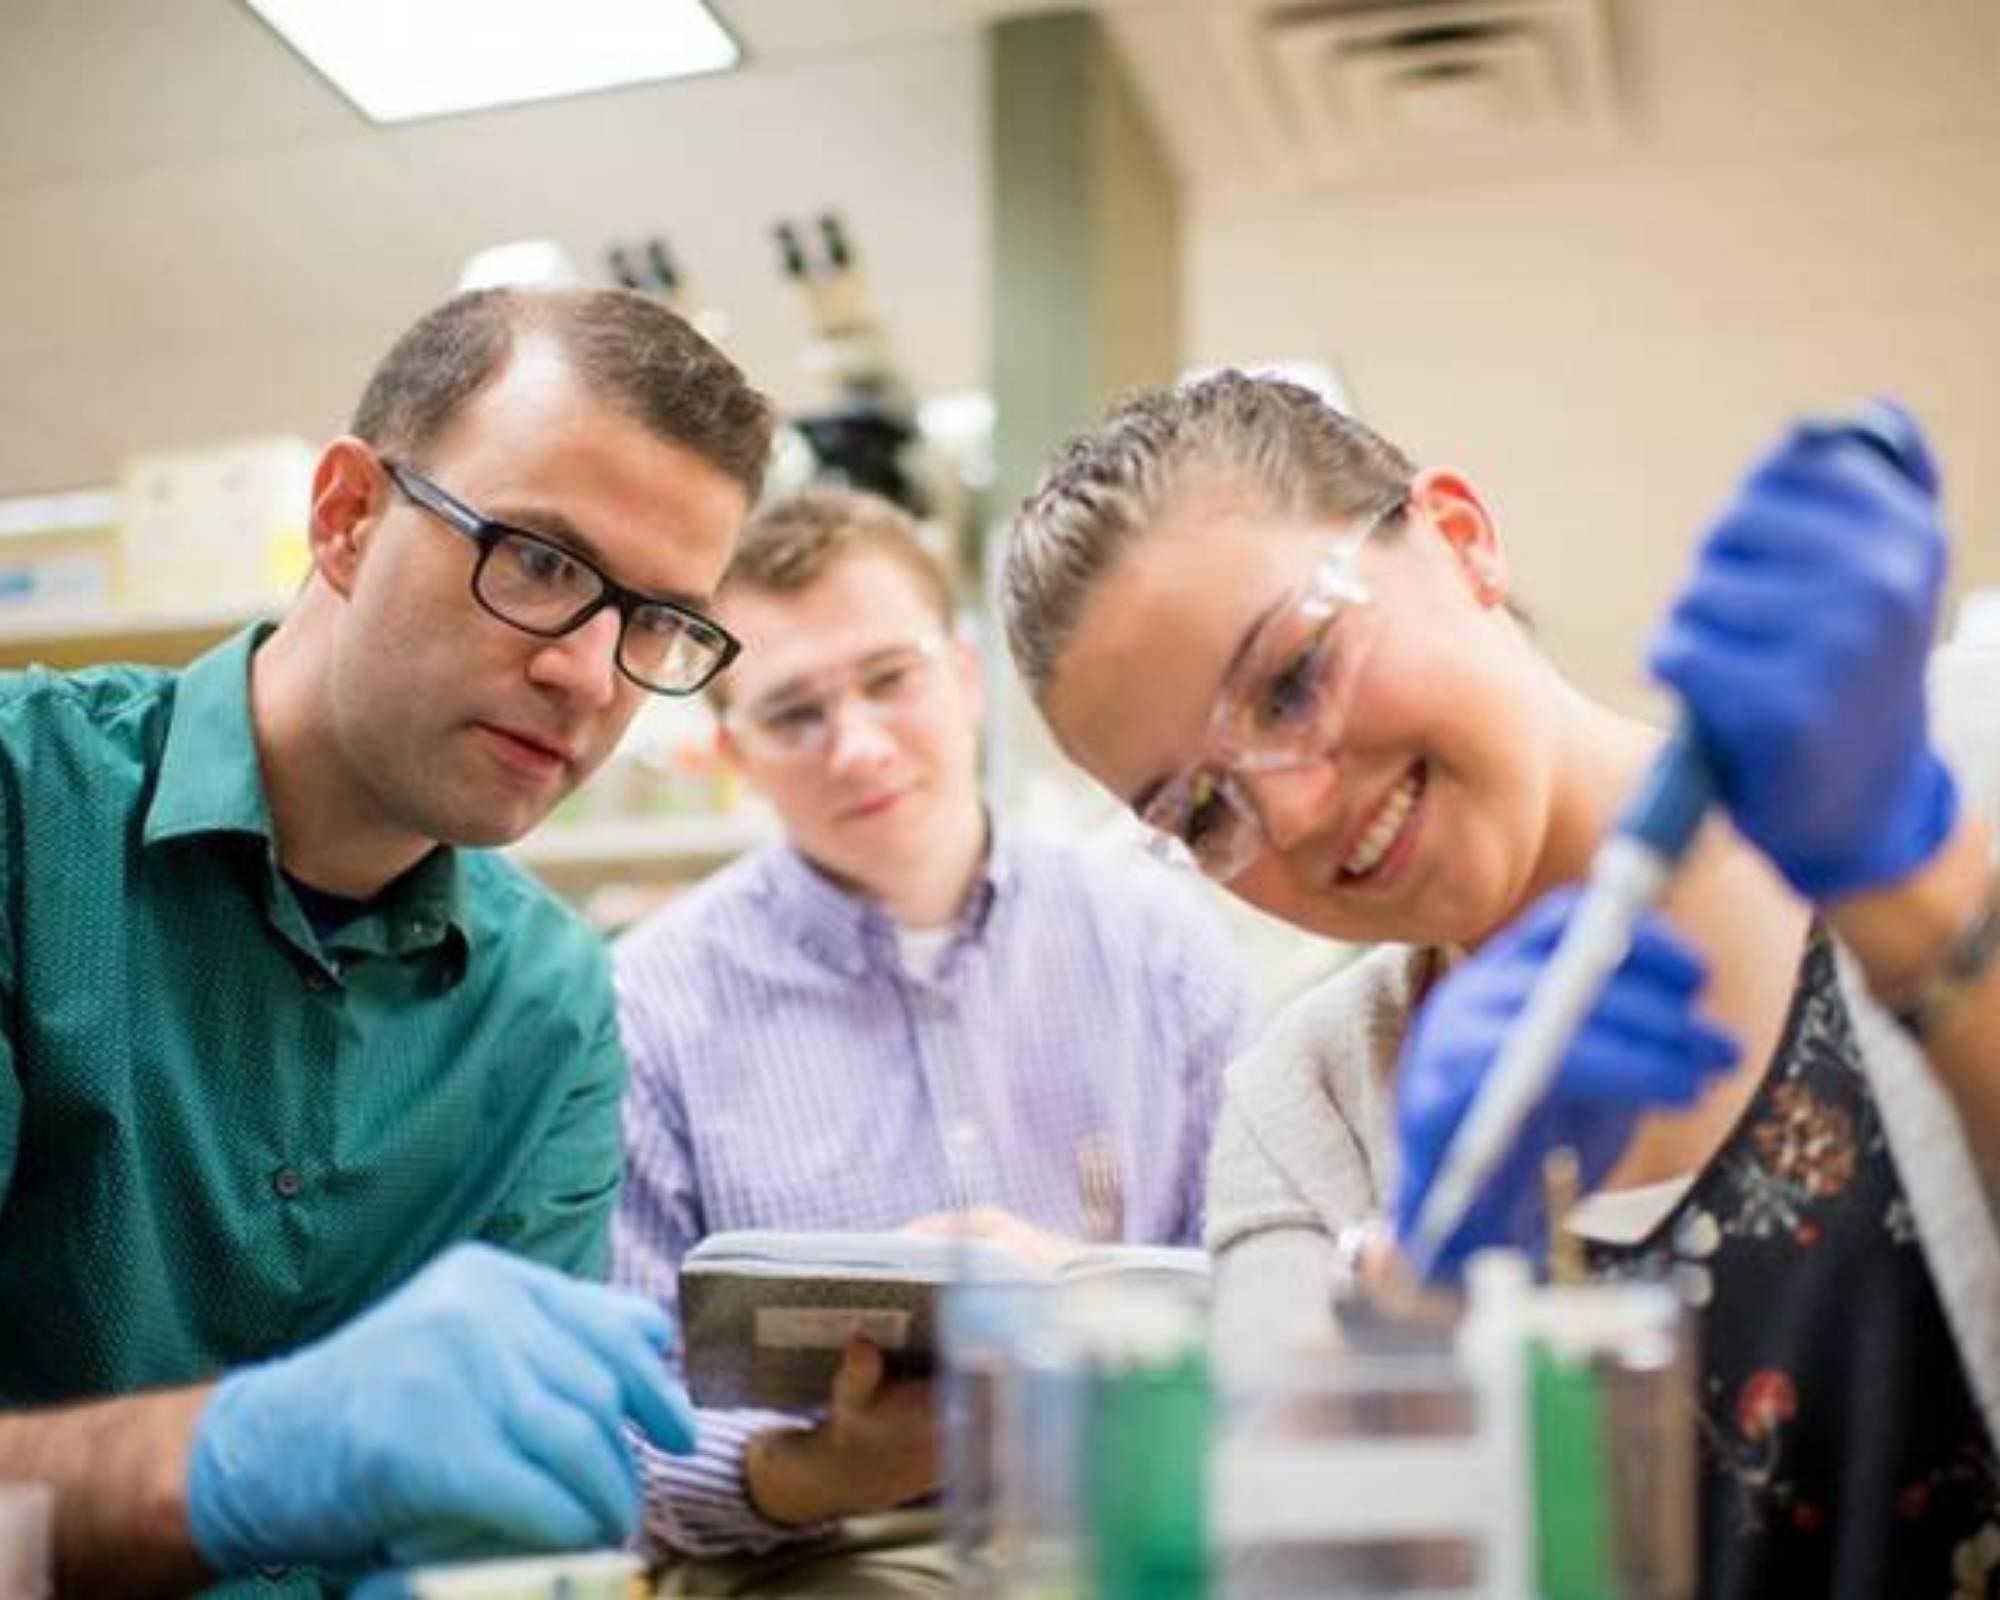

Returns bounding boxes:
[610,827,1251,1557]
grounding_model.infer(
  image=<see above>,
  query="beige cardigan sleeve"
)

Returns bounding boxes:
[1204,944,1420,1370]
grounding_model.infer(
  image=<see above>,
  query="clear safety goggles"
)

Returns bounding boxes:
[1140,497,1406,883]
[725,634,948,762]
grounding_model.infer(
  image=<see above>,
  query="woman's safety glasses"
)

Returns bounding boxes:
[1140,497,1407,883]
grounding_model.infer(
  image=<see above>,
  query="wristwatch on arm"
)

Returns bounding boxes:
[1886,859,2000,1040]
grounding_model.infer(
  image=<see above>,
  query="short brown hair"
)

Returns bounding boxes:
[1003,371,1414,694]
[724,487,956,614]
[710,487,958,707]
[350,287,776,499]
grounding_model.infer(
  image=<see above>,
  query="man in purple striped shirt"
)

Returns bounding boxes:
[612,489,1250,1592]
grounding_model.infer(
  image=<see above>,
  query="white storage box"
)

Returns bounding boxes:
[117,436,314,611]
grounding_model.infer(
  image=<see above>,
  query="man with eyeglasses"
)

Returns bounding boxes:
[0,286,773,1596]
[610,488,1250,1593]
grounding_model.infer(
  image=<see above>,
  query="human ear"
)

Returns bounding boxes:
[307,438,384,599]
[1409,466,1509,605]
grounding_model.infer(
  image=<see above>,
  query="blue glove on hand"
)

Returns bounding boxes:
[186,1243,696,1576]
[1648,401,1957,900]
[1392,891,1741,1277]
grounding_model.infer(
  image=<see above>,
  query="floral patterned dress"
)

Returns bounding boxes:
[1589,927,2000,1599]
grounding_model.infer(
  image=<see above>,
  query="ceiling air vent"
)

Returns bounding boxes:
[1258,0,1618,182]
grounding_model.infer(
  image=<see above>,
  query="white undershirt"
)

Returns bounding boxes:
[895,924,956,980]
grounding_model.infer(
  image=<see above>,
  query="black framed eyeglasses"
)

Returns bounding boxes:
[382,458,740,696]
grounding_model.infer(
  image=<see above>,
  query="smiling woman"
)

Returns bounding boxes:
[1127,493,1400,886]
[1012,375,1556,953]
[1002,371,2000,1599]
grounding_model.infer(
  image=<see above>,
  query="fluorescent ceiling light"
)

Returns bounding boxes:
[242,0,740,124]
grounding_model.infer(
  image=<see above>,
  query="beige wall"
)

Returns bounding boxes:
[1180,0,2000,709]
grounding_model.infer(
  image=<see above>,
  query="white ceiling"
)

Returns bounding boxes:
[4,0,1997,546]
[0,0,1075,497]
[1145,0,2000,694]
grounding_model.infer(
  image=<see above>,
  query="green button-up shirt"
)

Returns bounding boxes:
[0,626,627,1410]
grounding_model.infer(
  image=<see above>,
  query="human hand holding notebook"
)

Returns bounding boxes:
[679,1225,1206,1411]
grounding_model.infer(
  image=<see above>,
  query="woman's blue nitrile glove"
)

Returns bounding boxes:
[1392,891,1741,1278]
[1648,401,1958,900]
[186,1242,696,1577]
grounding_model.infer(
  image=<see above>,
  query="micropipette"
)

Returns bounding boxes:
[1404,401,1927,1282]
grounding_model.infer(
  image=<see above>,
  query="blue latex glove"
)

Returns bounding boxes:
[186,1243,696,1577]
[1649,402,1958,900]
[1392,890,1741,1277]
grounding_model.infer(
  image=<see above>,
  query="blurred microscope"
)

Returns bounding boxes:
[606,214,980,543]
[766,213,930,516]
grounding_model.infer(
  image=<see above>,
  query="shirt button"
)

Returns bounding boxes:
[303,968,333,992]
[271,1167,303,1200]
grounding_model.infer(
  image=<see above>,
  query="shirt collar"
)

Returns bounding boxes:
[325,846,468,970]
[143,622,471,960]
[144,623,278,848]
[757,814,1018,975]
[964,817,1016,933]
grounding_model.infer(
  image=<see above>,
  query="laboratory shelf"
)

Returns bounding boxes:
[0,604,266,672]
[509,811,773,885]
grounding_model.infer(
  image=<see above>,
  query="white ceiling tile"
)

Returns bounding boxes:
[0,13,992,495]
[0,0,362,194]
[0,138,479,360]
[716,0,1065,62]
